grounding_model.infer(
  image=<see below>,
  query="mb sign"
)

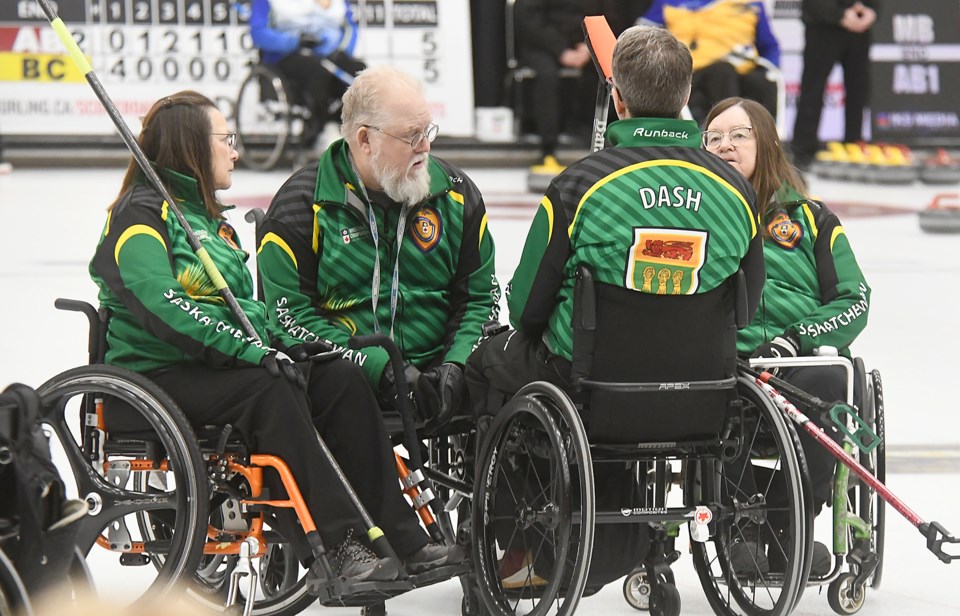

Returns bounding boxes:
[870,1,960,145]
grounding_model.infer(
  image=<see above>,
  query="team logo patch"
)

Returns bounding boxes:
[410,206,442,252]
[217,222,244,255]
[767,212,802,248]
[626,228,707,295]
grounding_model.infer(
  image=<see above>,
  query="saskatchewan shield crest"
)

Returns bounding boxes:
[625,228,707,295]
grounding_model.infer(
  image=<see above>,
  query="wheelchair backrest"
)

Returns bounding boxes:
[571,266,739,444]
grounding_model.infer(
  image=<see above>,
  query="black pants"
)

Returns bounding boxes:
[791,24,871,165]
[778,364,847,513]
[518,48,596,158]
[689,61,778,126]
[275,50,366,141]
[465,329,572,419]
[149,359,428,559]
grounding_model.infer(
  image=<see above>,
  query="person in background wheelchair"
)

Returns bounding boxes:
[465,25,765,589]
[257,65,500,428]
[249,0,366,150]
[88,90,463,585]
[704,96,872,577]
[639,0,780,125]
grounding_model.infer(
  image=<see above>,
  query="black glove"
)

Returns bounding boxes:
[420,363,464,426]
[750,335,799,376]
[298,33,322,50]
[380,361,425,418]
[284,340,335,362]
[261,350,305,390]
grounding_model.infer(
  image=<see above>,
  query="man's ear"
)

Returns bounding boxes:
[612,86,628,119]
[355,125,373,154]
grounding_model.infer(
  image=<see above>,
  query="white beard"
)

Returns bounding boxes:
[371,148,431,206]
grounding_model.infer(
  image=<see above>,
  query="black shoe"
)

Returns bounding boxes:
[767,539,832,577]
[809,541,832,577]
[728,538,770,577]
[404,542,466,574]
[331,532,401,582]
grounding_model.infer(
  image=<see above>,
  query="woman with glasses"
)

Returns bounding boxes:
[257,65,500,427]
[89,90,464,584]
[704,97,871,578]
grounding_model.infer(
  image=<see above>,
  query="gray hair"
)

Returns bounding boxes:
[341,65,424,143]
[611,26,692,119]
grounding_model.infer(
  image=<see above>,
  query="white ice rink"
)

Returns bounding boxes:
[1,164,959,615]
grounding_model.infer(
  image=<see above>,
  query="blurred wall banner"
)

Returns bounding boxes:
[0,0,475,139]
[870,1,960,146]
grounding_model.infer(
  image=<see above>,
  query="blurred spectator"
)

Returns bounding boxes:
[249,0,366,150]
[640,0,780,124]
[515,0,648,176]
[791,0,878,169]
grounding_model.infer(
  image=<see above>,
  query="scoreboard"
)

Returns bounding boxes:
[0,0,474,137]
[870,0,960,146]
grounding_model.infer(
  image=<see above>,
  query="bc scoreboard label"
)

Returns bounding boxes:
[0,0,473,137]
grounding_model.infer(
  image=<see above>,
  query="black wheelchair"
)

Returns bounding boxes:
[469,267,813,616]
[37,298,474,615]
[234,51,364,172]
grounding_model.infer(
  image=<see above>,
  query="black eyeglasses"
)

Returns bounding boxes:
[364,123,439,149]
[702,126,753,150]
[212,132,238,148]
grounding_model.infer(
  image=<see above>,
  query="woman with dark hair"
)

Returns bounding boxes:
[703,97,871,577]
[89,90,462,583]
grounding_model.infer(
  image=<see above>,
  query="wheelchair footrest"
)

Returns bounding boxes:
[409,562,471,588]
[316,579,415,607]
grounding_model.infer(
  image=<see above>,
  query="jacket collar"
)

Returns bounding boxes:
[606,117,702,149]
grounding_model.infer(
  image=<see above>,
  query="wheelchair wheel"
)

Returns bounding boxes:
[37,365,208,604]
[853,359,885,589]
[827,572,866,615]
[235,64,293,171]
[690,376,808,616]
[622,566,650,610]
[472,382,594,616]
[0,547,31,616]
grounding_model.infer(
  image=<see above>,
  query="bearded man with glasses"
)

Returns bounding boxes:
[258,65,500,430]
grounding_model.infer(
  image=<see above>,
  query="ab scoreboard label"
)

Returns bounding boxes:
[0,0,474,137]
[871,1,960,145]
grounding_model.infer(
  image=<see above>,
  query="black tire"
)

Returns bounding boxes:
[37,365,208,605]
[472,382,594,616]
[827,572,866,615]
[649,581,680,616]
[857,365,885,589]
[690,377,808,616]
[235,64,292,171]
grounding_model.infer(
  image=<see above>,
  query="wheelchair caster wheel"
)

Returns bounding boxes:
[623,568,651,610]
[361,602,386,616]
[828,572,866,615]
[649,582,680,616]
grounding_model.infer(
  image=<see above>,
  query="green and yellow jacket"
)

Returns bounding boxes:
[90,169,283,373]
[257,140,500,387]
[508,117,764,361]
[738,184,870,355]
